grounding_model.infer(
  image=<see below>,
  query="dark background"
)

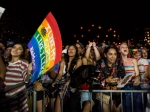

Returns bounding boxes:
[1,1,150,46]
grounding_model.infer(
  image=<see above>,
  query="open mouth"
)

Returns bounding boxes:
[124,50,127,52]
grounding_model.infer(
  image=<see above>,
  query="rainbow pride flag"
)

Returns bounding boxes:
[28,12,62,84]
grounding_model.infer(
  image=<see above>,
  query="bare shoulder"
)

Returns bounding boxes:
[77,58,82,62]
[129,58,137,62]
[130,58,138,65]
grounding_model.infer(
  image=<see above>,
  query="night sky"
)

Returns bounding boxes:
[1,1,150,45]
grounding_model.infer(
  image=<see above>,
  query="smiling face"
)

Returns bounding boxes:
[142,49,148,59]
[67,45,77,57]
[89,49,95,59]
[119,43,129,56]
[11,44,24,58]
[134,52,141,61]
[105,48,117,64]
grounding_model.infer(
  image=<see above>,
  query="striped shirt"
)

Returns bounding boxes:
[123,59,135,76]
[4,59,29,112]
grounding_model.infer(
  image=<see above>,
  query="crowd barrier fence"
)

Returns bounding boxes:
[0,82,150,112]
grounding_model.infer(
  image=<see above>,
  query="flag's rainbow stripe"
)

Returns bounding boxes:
[28,12,62,84]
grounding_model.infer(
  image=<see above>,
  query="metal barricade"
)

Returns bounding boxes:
[80,88,150,112]
[1,81,149,112]
[32,81,66,112]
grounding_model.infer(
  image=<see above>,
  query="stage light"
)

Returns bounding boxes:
[74,34,76,37]
[88,29,91,32]
[98,26,101,29]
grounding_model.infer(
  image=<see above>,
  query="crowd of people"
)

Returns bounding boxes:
[0,40,150,112]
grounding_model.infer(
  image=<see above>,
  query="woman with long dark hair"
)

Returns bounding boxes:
[3,43,32,111]
[52,44,82,112]
[81,45,125,112]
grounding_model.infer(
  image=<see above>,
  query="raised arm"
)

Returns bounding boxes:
[92,42,100,61]
[82,57,88,65]
[85,42,93,59]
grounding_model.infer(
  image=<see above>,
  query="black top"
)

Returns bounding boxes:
[96,58,125,86]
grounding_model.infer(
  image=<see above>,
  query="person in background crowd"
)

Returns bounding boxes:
[0,42,7,89]
[24,48,31,63]
[3,44,13,62]
[3,43,33,112]
[119,42,143,112]
[75,42,85,59]
[0,53,6,89]
[132,49,149,81]
[62,48,67,60]
[97,43,107,58]
[141,47,150,62]
[53,44,82,112]
[81,42,100,112]
[82,42,100,65]
[0,41,6,54]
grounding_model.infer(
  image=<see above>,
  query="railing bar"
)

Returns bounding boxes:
[61,93,63,112]
[92,90,150,92]
[110,92,112,111]
[100,92,102,112]
[81,91,82,109]
[142,92,144,111]
[33,90,37,112]
[51,93,55,112]
[42,91,45,112]
[121,92,123,112]
[148,94,150,112]
[0,86,33,104]
[90,92,92,112]
[0,82,25,94]
[131,92,134,112]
